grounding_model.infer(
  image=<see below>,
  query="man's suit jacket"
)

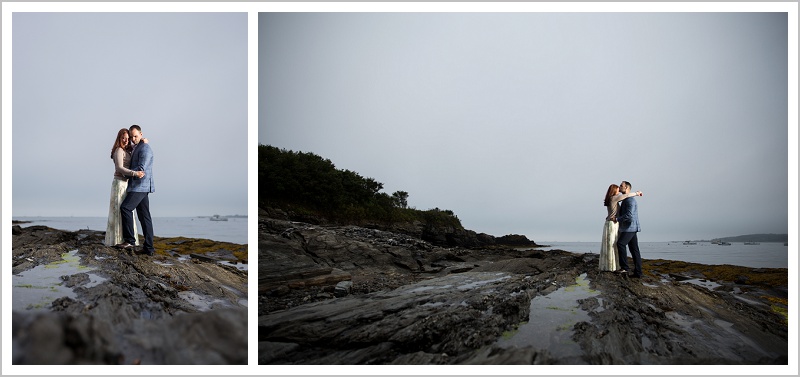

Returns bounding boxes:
[618,196,640,233]
[128,142,154,193]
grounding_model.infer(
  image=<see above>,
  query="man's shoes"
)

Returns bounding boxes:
[114,242,134,250]
[135,248,155,256]
[629,273,642,279]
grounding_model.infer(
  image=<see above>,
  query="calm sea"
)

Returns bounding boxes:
[13,216,248,245]
[532,241,789,269]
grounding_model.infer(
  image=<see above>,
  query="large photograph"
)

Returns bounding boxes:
[258,10,791,370]
[9,12,248,365]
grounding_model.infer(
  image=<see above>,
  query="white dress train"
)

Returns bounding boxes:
[104,178,139,246]
[599,220,619,271]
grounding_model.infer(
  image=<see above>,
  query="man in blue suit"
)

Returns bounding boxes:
[116,124,156,256]
[616,180,642,278]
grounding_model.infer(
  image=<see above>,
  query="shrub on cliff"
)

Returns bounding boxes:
[259,144,463,229]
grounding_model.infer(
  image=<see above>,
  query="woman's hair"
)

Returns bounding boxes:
[603,184,619,207]
[110,128,130,159]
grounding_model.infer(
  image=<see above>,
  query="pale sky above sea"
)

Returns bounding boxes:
[260,10,795,243]
[9,12,248,218]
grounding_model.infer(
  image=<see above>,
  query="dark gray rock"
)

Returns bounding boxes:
[60,273,90,288]
[258,214,789,365]
[260,271,535,364]
[13,308,247,365]
[11,225,248,365]
[334,281,352,297]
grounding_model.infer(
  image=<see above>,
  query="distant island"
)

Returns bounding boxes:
[679,233,788,243]
[715,233,788,243]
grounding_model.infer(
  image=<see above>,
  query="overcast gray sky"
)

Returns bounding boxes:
[259,12,791,242]
[12,12,248,217]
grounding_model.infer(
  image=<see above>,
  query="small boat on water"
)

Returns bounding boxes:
[720,241,731,246]
[743,242,760,245]
[210,214,228,221]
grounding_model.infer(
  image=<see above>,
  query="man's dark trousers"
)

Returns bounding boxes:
[121,192,154,254]
[617,231,642,276]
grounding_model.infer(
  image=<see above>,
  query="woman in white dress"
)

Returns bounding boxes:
[104,128,147,247]
[599,184,642,272]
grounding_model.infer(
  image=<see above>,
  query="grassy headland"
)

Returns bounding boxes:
[259,144,463,229]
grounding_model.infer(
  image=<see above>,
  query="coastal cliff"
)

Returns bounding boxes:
[263,206,538,249]
[11,224,248,365]
[258,212,788,365]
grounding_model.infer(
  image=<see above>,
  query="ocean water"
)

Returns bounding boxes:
[532,241,789,269]
[13,216,248,244]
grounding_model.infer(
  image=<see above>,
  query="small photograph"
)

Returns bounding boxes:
[257,9,791,371]
[9,12,248,365]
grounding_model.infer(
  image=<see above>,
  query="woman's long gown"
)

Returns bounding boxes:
[599,220,619,271]
[104,147,139,246]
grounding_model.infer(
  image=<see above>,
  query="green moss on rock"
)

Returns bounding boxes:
[644,259,787,289]
[153,236,248,264]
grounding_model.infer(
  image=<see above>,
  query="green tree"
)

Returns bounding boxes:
[392,191,409,208]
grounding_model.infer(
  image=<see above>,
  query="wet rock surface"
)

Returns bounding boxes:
[258,216,788,365]
[11,225,248,365]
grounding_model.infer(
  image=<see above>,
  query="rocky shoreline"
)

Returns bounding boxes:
[259,212,788,365]
[11,224,248,365]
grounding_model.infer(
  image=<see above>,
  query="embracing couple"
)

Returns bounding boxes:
[600,181,643,278]
[103,125,156,256]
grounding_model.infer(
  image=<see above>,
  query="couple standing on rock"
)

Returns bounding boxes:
[103,124,157,256]
[600,181,644,278]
